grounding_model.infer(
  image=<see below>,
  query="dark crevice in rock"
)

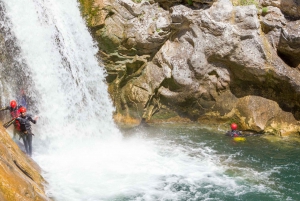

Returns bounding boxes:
[13,160,34,181]
[282,14,300,22]
[160,77,181,91]
[229,76,300,120]
[208,70,219,78]
[119,60,146,88]
[191,3,212,10]
[106,71,118,83]
[158,92,204,121]
[277,50,300,68]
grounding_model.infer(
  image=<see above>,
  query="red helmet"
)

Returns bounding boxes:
[10,100,17,108]
[231,123,238,130]
[19,107,27,113]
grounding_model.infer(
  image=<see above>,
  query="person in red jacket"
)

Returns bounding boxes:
[15,107,38,157]
[0,100,23,138]
[0,100,22,117]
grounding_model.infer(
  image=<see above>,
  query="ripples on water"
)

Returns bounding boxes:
[119,124,300,201]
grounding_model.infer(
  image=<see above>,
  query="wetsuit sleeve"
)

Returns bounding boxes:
[16,117,21,121]
[28,115,37,124]
[0,106,10,111]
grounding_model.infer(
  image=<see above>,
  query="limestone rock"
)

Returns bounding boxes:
[0,126,51,201]
[277,20,300,68]
[261,0,300,19]
[236,96,300,136]
[79,0,300,135]
[280,0,300,19]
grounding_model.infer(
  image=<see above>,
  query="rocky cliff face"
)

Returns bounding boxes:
[80,0,300,136]
[0,126,50,201]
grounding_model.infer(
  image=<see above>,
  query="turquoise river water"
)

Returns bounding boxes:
[120,124,300,201]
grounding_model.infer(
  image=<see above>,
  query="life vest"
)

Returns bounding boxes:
[10,106,21,130]
[231,130,241,137]
[10,108,20,118]
[14,119,21,131]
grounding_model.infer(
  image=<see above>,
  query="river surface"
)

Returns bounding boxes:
[33,123,300,201]
[117,124,300,201]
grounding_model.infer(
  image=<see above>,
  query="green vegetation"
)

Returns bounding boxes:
[262,7,268,15]
[78,0,99,27]
[232,0,259,7]
[187,0,193,6]
[132,0,142,3]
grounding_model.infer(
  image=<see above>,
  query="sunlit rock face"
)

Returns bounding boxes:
[235,96,300,136]
[0,126,50,201]
[261,0,300,19]
[80,0,300,135]
[260,5,300,68]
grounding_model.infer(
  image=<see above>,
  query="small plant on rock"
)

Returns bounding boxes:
[261,7,268,16]
[233,0,259,7]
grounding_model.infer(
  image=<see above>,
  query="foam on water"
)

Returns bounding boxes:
[35,135,245,201]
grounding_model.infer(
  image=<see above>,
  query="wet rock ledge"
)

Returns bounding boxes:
[0,126,51,201]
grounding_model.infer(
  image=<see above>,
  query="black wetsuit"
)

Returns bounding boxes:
[16,114,36,156]
[226,130,242,137]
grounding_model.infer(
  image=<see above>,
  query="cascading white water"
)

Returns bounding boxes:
[1,0,277,201]
[10,0,119,138]
[2,0,121,142]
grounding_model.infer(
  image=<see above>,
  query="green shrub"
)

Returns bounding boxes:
[262,7,268,15]
[188,0,193,6]
[233,0,259,7]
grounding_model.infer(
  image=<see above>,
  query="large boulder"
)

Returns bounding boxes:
[235,96,300,136]
[80,0,300,135]
[277,20,300,68]
[261,0,300,19]
[261,5,300,68]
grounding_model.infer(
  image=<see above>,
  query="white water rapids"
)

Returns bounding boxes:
[0,0,274,201]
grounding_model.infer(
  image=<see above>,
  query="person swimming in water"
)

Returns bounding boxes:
[226,123,242,137]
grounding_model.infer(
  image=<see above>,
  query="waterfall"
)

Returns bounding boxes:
[1,0,124,198]
[0,1,35,114]
[1,0,120,140]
